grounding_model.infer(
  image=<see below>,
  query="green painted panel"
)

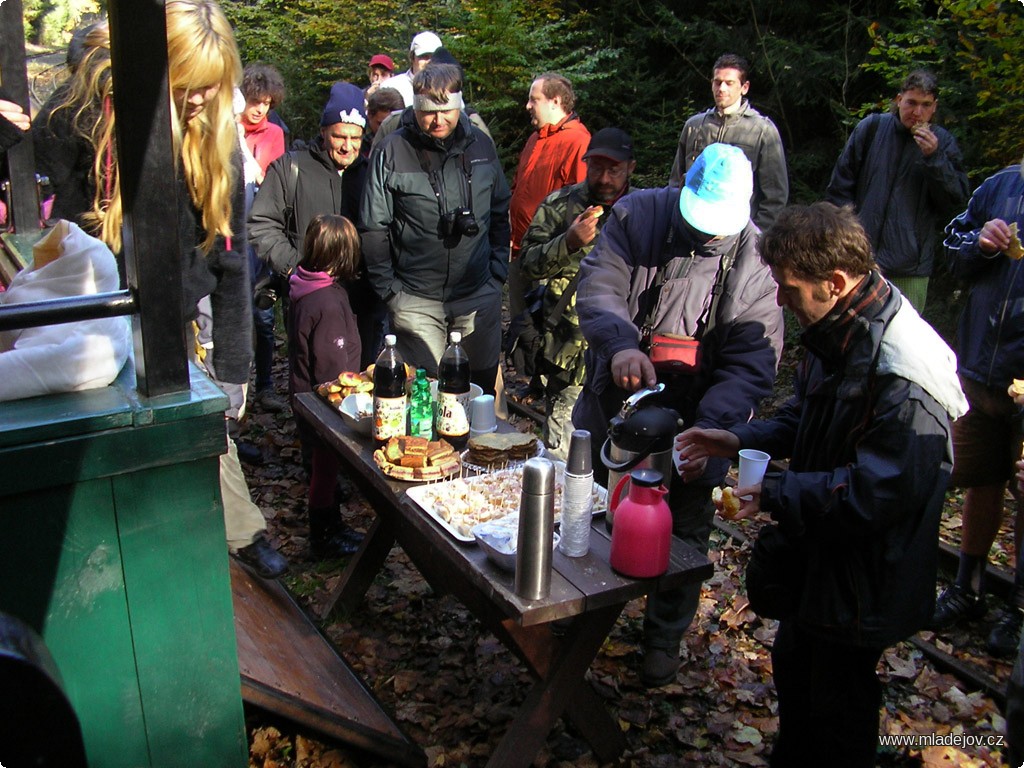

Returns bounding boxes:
[0,412,227,496]
[114,458,247,768]
[0,479,151,768]
[0,229,39,271]
[0,362,244,767]
[0,385,135,448]
[0,363,228,450]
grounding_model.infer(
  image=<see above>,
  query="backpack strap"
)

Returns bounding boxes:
[697,237,740,341]
[542,189,593,330]
[282,151,300,246]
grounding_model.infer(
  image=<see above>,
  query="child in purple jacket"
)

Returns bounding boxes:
[288,214,364,558]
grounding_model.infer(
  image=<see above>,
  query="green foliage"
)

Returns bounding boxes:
[23,0,101,47]
[943,0,1024,174]
[25,0,1024,199]
[862,0,1024,179]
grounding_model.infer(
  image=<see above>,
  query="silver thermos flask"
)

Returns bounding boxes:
[515,457,555,600]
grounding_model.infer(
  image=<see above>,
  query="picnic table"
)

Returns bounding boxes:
[294,391,713,768]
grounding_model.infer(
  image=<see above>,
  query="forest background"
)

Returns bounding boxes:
[22,0,1024,199]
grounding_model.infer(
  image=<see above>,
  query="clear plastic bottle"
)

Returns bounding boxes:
[435,331,471,448]
[372,334,407,443]
[409,368,433,440]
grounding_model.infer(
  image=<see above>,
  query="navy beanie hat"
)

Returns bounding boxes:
[321,81,366,128]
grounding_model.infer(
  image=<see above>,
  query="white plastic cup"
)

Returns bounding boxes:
[470,394,497,433]
[737,449,770,497]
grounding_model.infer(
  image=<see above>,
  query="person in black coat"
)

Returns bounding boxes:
[27,4,287,579]
[677,203,967,767]
[249,81,385,368]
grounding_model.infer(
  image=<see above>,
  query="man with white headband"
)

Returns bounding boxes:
[360,63,510,394]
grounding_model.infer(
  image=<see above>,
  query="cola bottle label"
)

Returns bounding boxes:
[373,395,407,441]
[435,391,470,440]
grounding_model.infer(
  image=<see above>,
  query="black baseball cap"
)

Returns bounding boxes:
[583,127,634,163]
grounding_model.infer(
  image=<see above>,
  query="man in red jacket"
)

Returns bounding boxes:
[507,73,590,381]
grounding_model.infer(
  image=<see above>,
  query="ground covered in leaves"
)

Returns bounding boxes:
[238,340,1015,768]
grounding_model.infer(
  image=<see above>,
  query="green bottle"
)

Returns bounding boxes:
[409,368,433,440]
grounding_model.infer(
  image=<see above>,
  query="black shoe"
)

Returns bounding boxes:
[986,607,1023,657]
[309,505,364,559]
[253,388,288,414]
[311,526,363,559]
[233,535,288,579]
[930,583,985,631]
[640,647,680,688]
[235,440,263,466]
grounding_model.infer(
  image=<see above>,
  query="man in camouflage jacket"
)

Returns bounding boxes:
[519,128,638,459]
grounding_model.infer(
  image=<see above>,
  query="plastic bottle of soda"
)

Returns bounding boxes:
[435,331,471,448]
[409,368,433,440]
[372,334,407,443]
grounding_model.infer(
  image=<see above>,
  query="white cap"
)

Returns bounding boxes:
[410,31,442,57]
[385,334,397,345]
[449,331,462,344]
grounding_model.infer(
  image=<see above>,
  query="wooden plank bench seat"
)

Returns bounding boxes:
[231,560,424,768]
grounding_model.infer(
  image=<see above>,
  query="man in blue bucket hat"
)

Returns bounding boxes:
[573,142,784,686]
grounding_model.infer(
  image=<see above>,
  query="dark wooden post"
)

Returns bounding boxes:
[0,0,41,235]
[108,0,190,396]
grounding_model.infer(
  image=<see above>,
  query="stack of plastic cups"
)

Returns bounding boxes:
[469,395,497,440]
[558,430,593,557]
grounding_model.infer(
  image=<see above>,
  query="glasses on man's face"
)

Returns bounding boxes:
[587,160,628,179]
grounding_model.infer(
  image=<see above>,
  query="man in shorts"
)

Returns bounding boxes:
[935,157,1024,657]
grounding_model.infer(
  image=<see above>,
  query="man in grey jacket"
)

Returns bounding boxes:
[575,143,784,686]
[668,53,788,231]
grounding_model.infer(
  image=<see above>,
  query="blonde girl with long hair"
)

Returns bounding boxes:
[34,0,287,577]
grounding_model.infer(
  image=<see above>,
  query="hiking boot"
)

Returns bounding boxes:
[640,647,680,688]
[930,584,985,631]
[233,535,289,579]
[253,388,288,413]
[986,607,1023,658]
[309,506,364,560]
[235,439,263,466]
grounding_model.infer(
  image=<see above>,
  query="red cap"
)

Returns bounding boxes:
[368,54,394,72]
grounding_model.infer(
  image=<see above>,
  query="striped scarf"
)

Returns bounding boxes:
[802,270,890,365]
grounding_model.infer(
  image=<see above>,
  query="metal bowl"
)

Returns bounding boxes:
[472,516,559,572]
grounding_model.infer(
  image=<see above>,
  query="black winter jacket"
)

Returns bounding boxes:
[359,110,510,303]
[733,281,961,647]
[826,113,969,278]
[248,139,367,275]
[178,149,253,384]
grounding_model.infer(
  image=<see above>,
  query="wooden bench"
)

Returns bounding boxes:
[232,559,424,767]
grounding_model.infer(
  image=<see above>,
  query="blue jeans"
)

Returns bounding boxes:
[253,304,275,392]
[249,245,276,392]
